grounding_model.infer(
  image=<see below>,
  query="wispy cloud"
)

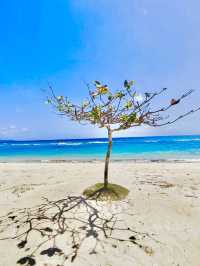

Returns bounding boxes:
[9,125,16,130]
[21,127,29,132]
[0,125,29,139]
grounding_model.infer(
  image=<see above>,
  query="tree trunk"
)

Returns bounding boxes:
[104,128,112,188]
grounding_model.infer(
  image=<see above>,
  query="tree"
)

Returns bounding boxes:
[47,80,200,192]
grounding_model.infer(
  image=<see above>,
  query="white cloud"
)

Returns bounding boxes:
[21,127,29,132]
[9,125,16,129]
[0,131,7,136]
[0,125,29,139]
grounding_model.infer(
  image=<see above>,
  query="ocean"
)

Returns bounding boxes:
[0,135,200,161]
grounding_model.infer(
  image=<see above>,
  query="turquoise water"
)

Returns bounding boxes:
[0,135,200,161]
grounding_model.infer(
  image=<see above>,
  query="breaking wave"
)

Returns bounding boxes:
[174,138,200,142]
[57,142,82,146]
[87,141,108,144]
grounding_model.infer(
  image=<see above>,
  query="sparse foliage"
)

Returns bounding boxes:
[47,80,200,189]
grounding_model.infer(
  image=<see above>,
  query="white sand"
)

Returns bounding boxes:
[0,161,199,266]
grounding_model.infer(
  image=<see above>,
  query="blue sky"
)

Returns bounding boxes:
[0,0,200,140]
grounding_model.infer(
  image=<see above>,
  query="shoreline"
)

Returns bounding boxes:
[0,158,200,163]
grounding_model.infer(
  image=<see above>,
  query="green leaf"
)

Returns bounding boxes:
[108,94,113,100]
[58,105,64,112]
[94,80,101,85]
[94,80,102,88]
[56,96,63,101]
[128,113,137,123]
[124,100,133,109]
[124,80,134,90]
[45,99,52,104]
[120,114,128,122]
[115,91,125,99]
[124,80,128,88]
[91,106,101,121]
[97,86,109,95]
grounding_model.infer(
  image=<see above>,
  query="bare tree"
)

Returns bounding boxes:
[47,80,200,189]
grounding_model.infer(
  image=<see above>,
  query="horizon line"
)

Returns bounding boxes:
[0,133,200,142]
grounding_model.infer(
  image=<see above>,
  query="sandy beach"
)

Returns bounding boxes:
[0,161,199,266]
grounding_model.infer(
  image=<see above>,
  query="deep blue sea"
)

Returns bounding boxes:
[0,135,200,161]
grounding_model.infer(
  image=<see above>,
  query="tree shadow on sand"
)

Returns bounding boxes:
[0,194,160,265]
